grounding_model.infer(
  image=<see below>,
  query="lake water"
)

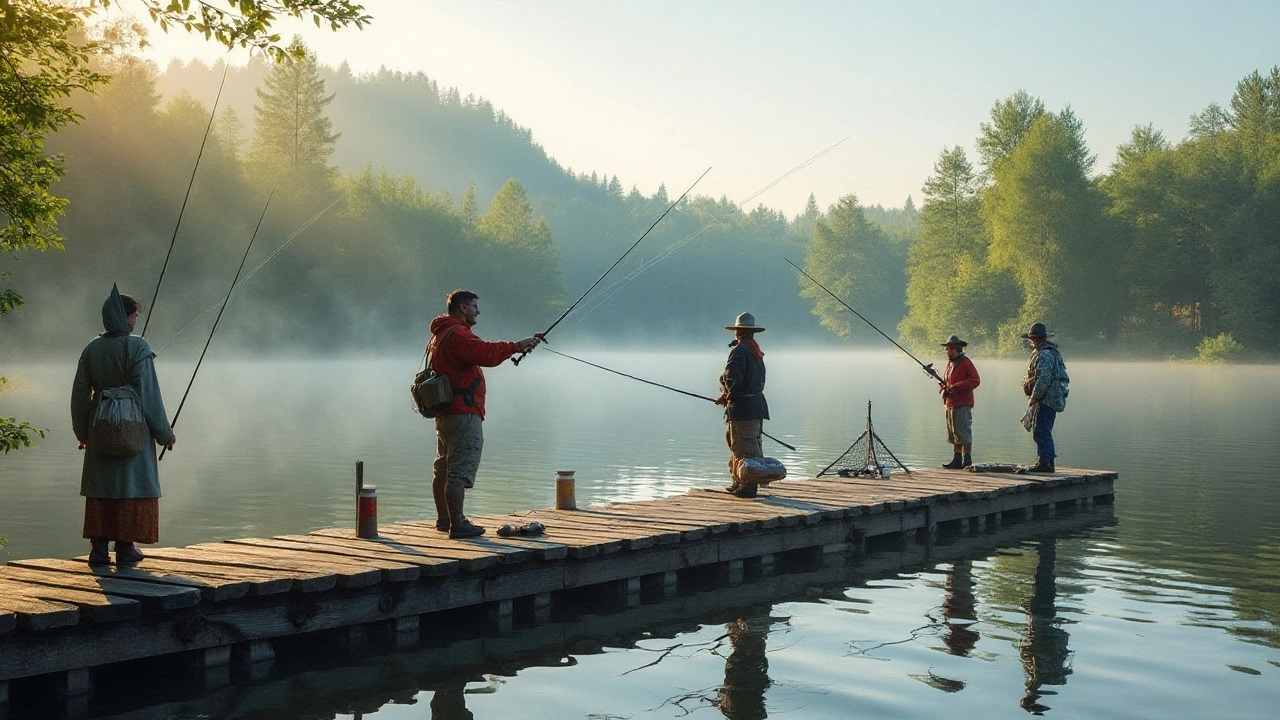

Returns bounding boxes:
[2,349,1279,719]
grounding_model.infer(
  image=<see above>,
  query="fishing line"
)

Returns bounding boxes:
[510,167,711,365]
[153,193,345,355]
[160,190,275,460]
[784,256,945,384]
[143,62,231,337]
[543,347,798,451]
[555,138,849,336]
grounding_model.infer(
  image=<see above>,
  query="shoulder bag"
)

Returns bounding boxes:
[411,327,457,418]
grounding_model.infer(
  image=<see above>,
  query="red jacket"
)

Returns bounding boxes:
[428,315,520,419]
[943,354,980,408]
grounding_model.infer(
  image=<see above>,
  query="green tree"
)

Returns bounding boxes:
[476,178,562,314]
[245,36,339,197]
[2,0,368,454]
[977,89,1046,175]
[984,110,1121,345]
[801,194,904,339]
[0,1,105,251]
[900,146,1016,348]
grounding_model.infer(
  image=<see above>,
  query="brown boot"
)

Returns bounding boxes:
[446,484,485,539]
[432,478,450,532]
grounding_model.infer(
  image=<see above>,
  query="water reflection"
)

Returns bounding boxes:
[942,559,980,657]
[1019,539,1072,714]
[429,683,473,720]
[717,610,771,720]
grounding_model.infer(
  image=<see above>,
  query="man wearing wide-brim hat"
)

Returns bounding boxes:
[714,313,769,498]
[939,335,981,469]
[1020,322,1070,473]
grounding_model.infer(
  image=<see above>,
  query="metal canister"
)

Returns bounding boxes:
[357,486,378,538]
[555,470,577,510]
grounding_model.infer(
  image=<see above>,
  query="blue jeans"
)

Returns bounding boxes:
[1033,405,1057,461]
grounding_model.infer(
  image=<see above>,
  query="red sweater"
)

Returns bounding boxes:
[428,315,520,419]
[943,354,980,408]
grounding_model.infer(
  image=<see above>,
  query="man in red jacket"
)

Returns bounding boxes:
[939,335,980,469]
[428,289,541,538]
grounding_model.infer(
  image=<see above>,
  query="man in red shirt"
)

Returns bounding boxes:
[428,289,541,538]
[939,335,980,469]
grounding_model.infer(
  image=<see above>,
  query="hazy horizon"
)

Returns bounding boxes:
[116,0,1280,216]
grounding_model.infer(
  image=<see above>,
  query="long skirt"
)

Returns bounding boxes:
[82,497,159,544]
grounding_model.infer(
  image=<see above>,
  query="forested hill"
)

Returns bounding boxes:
[4,47,1275,363]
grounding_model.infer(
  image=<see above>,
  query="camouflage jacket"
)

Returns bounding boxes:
[1022,341,1069,412]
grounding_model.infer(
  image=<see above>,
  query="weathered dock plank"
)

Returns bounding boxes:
[0,578,138,623]
[0,565,201,612]
[271,534,468,574]
[7,558,253,602]
[141,548,338,592]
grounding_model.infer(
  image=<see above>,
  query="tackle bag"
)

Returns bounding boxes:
[738,456,787,485]
[88,337,148,457]
[411,328,456,418]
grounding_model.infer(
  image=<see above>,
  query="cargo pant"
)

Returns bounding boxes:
[726,418,764,485]
[434,413,484,490]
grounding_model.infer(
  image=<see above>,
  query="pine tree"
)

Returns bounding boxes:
[246,36,340,198]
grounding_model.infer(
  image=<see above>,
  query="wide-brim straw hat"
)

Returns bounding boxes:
[941,334,968,347]
[725,312,765,332]
[1020,322,1054,339]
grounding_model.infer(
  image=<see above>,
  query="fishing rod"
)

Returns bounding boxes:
[143,62,231,337]
[160,189,274,460]
[511,167,712,365]
[153,192,345,355]
[553,137,849,337]
[784,256,946,385]
[544,347,798,451]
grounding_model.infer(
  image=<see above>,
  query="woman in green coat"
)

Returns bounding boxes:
[71,286,176,565]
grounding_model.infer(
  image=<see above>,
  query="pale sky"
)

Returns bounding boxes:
[130,0,1280,216]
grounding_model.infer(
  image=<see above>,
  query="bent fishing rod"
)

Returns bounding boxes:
[511,167,712,365]
[160,190,274,460]
[143,62,231,337]
[543,347,798,451]
[784,257,946,385]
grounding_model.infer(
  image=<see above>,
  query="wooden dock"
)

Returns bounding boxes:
[0,467,1115,707]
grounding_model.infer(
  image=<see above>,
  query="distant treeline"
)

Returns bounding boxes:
[3,42,1277,361]
[896,73,1280,360]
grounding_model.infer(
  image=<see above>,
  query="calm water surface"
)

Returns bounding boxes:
[2,349,1278,719]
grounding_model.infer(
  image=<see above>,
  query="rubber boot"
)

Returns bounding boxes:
[88,537,111,566]
[942,453,964,469]
[446,485,485,539]
[432,478,450,532]
[962,453,973,468]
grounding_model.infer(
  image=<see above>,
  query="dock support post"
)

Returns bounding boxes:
[725,559,745,586]
[340,624,371,654]
[850,530,867,559]
[390,615,420,647]
[235,640,275,665]
[532,593,552,624]
[57,668,92,697]
[624,577,642,607]
[191,646,231,689]
[758,553,776,577]
[490,599,514,633]
[821,543,847,565]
